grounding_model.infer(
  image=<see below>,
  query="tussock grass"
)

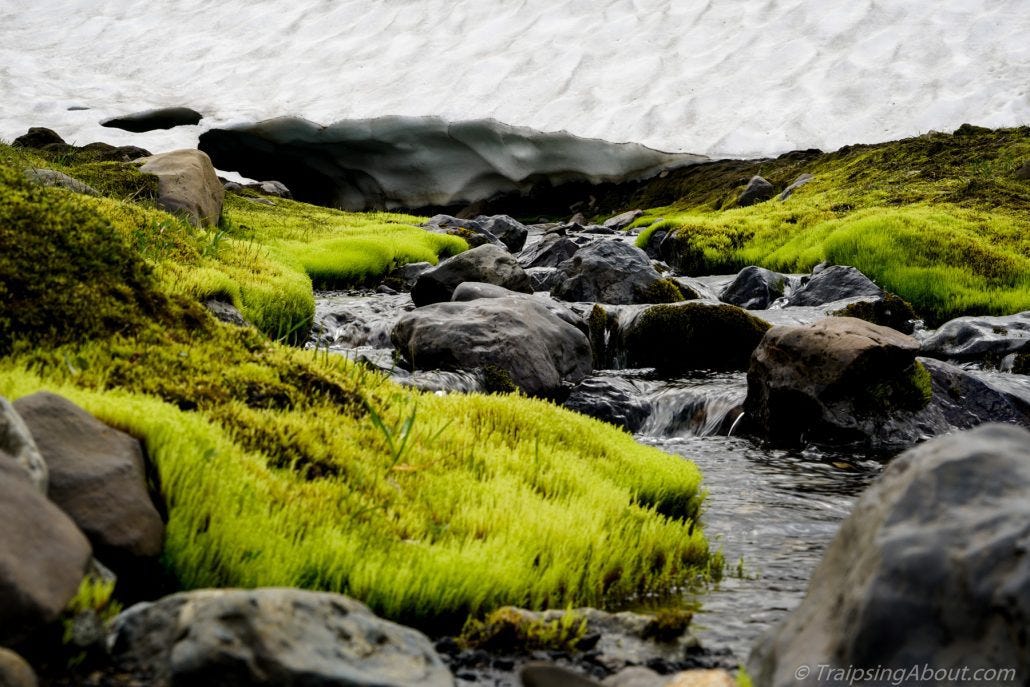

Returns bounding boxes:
[0,143,714,627]
[633,126,1030,323]
[1,335,710,624]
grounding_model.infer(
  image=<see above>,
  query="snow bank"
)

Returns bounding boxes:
[1,0,1027,159]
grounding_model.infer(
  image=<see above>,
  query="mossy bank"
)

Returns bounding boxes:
[0,141,715,630]
[626,125,1030,324]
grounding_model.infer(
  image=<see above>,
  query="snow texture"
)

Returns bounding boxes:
[1,0,1028,162]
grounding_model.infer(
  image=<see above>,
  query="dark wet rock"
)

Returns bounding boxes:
[108,588,454,687]
[582,225,616,235]
[423,214,505,249]
[375,284,397,295]
[620,302,770,372]
[198,116,705,212]
[744,318,927,448]
[12,127,65,149]
[0,648,37,687]
[0,456,91,644]
[101,107,204,133]
[603,209,644,230]
[735,176,774,207]
[75,141,152,162]
[564,377,651,433]
[203,299,246,326]
[829,293,918,334]
[718,266,789,310]
[527,267,561,292]
[412,244,533,306]
[552,241,683,305]
[14,392,164,576]
[475,215,529,252]
[786,265,882,307]
[921,358,1030,429]
[24,168,99,196]
[138,150,224,228]
[451,281,520,302]
[749,424,1030,687]
[519,234,585,269]
[0,397,48,492]
[383,261,434,291]
[776,173,814,201]
[392,296,591,398]
[642,228,668,259]
[920,311,1030,362]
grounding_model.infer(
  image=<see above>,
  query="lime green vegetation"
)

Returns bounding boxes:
[631,126,1030,323]
[61,575,122,644]
[459,608,589,652]
[0,143,715,628]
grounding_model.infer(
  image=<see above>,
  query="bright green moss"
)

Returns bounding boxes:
[458,607,589,652]
[0,146,715,629]
[0,163,170,354]
[631,127,1030,323]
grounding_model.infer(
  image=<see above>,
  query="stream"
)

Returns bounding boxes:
[306,287,887,662]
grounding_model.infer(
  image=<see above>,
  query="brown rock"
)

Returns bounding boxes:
[13,393,164,571]
[0,459,91,643]
[0,648,38,687]
[138,149,224,227]
[665,670,736,687]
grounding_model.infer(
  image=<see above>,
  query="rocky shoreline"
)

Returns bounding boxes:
[2,122,1029,686]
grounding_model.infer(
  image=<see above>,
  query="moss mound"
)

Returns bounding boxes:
[0,142,715,628]
[0,164,168,354]
[628,126,1030,323]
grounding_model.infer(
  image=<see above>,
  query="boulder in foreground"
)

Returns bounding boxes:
[744,317,926,447]
[109,587,454,687]
[392,296,591,397]
[749,424,1030,686]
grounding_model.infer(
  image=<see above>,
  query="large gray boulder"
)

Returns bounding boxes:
[138,149,224,227]
[0,397,47,492]
[744,317,925,447]
[13,392,164,574]
[786,265,882,307]
[551,241,683,305]
[392,296,591,397]
[749,424,1030,686]
[108,588,454,687]
[411,244,532,306]
[921,311,1030,361]
[0,458,91,644]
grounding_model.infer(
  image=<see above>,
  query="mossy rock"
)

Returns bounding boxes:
[621,302,771,372]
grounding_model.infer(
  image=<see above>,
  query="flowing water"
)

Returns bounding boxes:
[308,289,886,662]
